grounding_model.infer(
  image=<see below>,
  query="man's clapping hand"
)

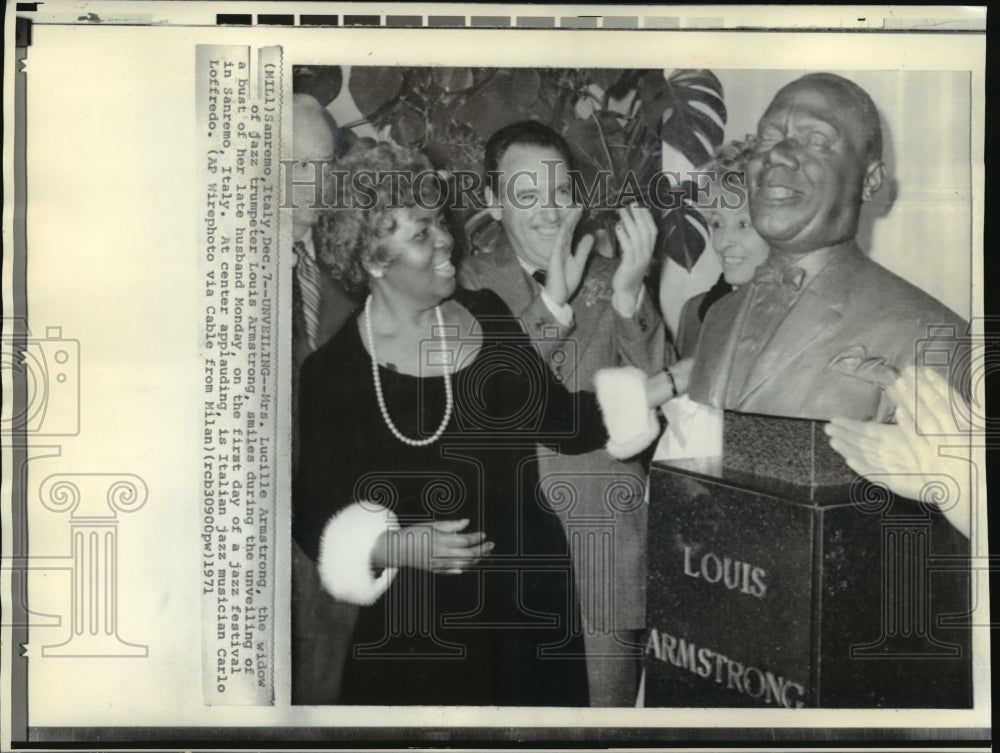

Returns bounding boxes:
[611,203,658,313]
[543,205,595,307]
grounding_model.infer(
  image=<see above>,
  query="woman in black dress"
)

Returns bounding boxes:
[293,143,664,706]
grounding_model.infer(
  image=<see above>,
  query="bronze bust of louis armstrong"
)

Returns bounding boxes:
[687,73,968,422]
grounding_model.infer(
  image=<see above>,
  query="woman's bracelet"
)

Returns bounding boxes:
[663,368,678,399]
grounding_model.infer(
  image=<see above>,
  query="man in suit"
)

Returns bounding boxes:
[688,73,968,421]
[459,120,671,706]
[290,93,357,375]
[290,93,358,704]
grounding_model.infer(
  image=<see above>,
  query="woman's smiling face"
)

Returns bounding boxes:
[376,206,457,306]
[706,185,770,286]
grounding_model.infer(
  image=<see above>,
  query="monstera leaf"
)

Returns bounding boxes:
[293,66,343,106]
[604,69,644,102]
[639,69,726,169]
[348,67,406,122]
[335,65,727,273]
[563,112,625,174]
[454,69,541,136]
[390,105,426,148]
[655,182,710,272]
[562,112,627,235]
[432,67,475,93]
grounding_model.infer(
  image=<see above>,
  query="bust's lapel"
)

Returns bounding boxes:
[737,250,859,404]
[690,286,752,409]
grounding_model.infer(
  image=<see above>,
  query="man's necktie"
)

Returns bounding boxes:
[726,264,806,405]
[752,264,806,292]
[531,269,547,287]
[294,240,322,351]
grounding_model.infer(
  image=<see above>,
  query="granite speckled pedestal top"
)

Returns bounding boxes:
[722,409,857,488]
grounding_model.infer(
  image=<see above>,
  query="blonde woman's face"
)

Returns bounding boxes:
[706,196,770,286]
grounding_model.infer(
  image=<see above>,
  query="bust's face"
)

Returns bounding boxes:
[747,80,874,254]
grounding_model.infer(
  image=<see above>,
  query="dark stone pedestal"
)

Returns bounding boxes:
[644,411,971,708]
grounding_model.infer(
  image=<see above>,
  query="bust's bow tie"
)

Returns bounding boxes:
[752,264,806,291]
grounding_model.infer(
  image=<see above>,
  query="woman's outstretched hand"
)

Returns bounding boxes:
[372,519,494,574]
[825,366,971,538]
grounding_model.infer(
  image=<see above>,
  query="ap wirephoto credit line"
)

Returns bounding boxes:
[197,44,282,706]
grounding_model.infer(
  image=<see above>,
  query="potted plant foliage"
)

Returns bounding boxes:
[296,66,727,272]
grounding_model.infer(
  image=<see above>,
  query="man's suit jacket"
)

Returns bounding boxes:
[688,243,968,422]
[291,247,358,705]
[458,230,668,391]
[459,227,670,631]
[292,266,358,378]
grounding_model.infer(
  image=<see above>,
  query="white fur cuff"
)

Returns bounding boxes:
[594,366,661,459]
[317,502,400,605]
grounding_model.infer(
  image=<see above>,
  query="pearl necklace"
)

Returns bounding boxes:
[364,295,453,446]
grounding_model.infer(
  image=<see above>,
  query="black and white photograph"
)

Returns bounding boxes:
[1,3,990,750]
[288,63,978,711]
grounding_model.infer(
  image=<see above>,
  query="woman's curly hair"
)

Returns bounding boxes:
[698,136,758,210]
[708,136,757,185]
[313,142,444,296]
